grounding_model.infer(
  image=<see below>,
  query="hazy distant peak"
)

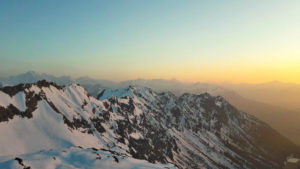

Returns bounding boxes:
[23,70,41,76]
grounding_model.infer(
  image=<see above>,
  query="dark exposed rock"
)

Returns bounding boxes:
[0,90,40,122]
[14,157,31,169]
[119,98,135,113]
[113,101,179,164]
[96,90,105,100]
[81,99,88,109]
[35,80,63,90]
[0,84,26,97]
[63,116,91,133]
[113,156,119,163]
[102,110,110,121]
[0,104,20,122]
[91,147,98,151]
[103,102,110,109]
[0,80,62,123]
[0,80,63,97]
[91,117,106,133]
[15,157,24,166]
[24,91,41,118]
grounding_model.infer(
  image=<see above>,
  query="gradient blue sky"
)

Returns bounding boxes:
[1,0,300,83]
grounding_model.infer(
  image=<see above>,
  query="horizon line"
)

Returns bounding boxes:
[1,70,300,86]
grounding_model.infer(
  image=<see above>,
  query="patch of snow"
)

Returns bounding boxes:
[12,92,27,112]
[29,85,41,94]
[215,101,222,108]
[0,91,26,112]
[0,91,13,107]
[288,158,300,163]
[130,132,143,140]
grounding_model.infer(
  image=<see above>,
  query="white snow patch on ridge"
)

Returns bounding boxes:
[215,101,222,108]
[130,132,143,140]
[288,158,300,163]
[0,91,26,111]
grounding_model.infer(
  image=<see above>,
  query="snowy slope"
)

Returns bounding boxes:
[0,147,175,169]
[0,82,104,156]
[0,81,299,169]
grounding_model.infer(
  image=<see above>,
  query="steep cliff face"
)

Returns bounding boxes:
[0,81,298,169]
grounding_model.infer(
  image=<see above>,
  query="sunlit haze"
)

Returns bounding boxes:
[1,0,299,83]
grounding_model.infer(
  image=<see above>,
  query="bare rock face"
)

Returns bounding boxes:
[0,81,299,169]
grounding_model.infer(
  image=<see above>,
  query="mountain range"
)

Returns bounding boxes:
[1,71,300,146]
[0,80,299,168]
